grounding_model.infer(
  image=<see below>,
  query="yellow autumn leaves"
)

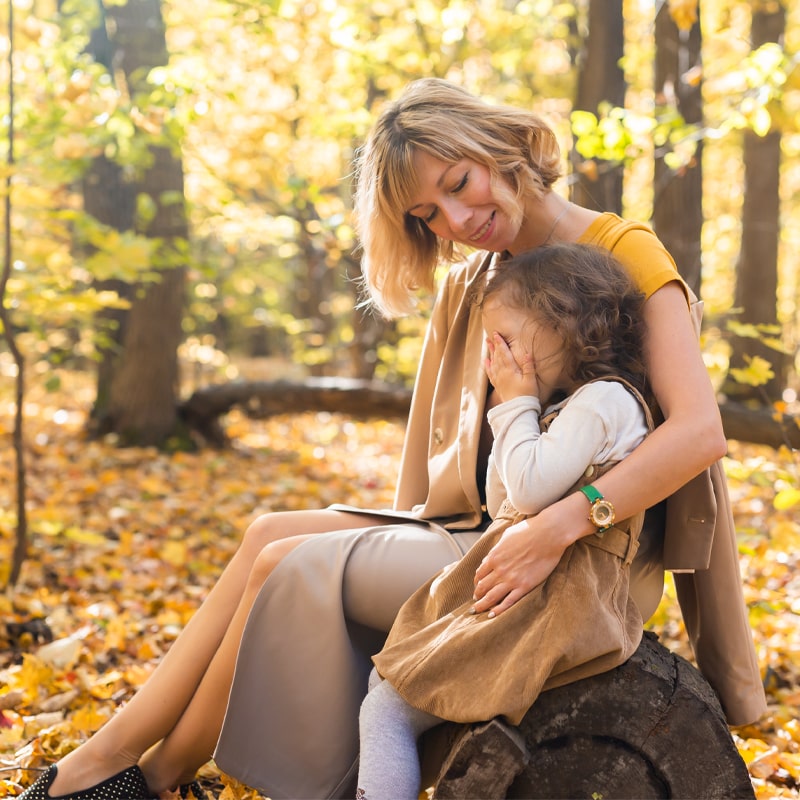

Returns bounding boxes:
[668,0,699,31]
[1,372,799,797]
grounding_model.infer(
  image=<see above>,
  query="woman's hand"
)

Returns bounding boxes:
[471,510,570,617]
[484,333,537,402]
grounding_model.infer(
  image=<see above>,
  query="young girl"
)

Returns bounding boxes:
[356,243,654,800]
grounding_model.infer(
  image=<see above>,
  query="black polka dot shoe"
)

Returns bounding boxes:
[19,764,155,799]
[178,781,207,800]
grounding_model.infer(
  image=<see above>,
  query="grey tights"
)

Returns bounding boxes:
[356,669,443,800]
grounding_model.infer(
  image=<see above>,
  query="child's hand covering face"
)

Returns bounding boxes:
[484,331,538,402]
[481,296,568,406]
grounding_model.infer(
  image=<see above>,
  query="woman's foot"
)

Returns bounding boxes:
[153,780,207,800]
[178,781,207,799]
[19,764,155,800]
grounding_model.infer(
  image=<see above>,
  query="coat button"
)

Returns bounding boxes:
[433,427,444,444]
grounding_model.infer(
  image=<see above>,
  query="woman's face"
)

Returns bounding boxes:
[406,150,521,252]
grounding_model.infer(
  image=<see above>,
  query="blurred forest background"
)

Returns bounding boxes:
[1,0,800,797]
[2,0,799,448]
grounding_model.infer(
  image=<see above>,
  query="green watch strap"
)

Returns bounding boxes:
[580,484,603,503]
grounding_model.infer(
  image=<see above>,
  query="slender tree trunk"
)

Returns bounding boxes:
[570,0,625,214]
[723,3,787,403]
[0,0,28,586]
[104,142,187,443]
[343,251,392,381]
[652,6,704,297]
[294,196,336,378]
[85,0,188,445]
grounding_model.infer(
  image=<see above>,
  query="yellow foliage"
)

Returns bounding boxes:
[729,355,776,388]
[1,372,798,800]
[774,489,800,510]
[52,134,98,161]
[103,616,130,653]
[161,539,189,567]
[668,0,698,31]
[68,702,111,736]
[13,657,54,706]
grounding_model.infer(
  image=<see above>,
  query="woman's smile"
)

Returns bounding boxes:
[470,211,496,245]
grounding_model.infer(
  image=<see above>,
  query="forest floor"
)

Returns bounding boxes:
[0,368,798,799]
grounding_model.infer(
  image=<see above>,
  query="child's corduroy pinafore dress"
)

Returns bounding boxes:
[372,383,654,727]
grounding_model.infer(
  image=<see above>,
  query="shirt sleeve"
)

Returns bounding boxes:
[485,453,506,519]
[486,383,649,515]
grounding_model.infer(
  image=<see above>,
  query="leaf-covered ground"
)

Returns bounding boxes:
[0,371,798,799]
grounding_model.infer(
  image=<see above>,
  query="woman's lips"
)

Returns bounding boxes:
[470,211,496,245]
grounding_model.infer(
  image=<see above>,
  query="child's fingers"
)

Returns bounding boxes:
[490,333,516,367]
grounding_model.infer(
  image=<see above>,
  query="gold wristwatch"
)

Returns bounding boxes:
[579,485,615,533]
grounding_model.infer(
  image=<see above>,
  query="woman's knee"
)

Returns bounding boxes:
[241,512,288,553]
[247,537,303,588]
[240,508,354,557]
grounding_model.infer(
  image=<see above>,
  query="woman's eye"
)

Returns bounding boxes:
[453,172,468,193]
[424,208,438,223]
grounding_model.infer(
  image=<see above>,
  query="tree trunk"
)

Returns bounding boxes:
[570,0,625,214]
[87,0,188,445]
[722,4,787,404]
[652,6,704,297]
[293,185,337,378]
[428,632,754,800]
[80,7,137,426]
[343,250,393,381]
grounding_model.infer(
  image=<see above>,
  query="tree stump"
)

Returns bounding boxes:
[428,632,755,799]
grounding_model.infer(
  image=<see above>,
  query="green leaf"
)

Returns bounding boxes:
[570,110,598,137]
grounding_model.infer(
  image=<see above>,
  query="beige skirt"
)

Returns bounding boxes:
[213,515,481,800]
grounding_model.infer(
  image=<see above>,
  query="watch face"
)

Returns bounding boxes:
[591,500,615,527]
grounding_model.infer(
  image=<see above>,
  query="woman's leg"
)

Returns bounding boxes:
[138,533,317,793]
[45,509,385,797]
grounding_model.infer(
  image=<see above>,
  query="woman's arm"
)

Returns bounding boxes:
[471,281,726,616]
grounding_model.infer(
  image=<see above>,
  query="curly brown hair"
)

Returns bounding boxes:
[472,243,649,396]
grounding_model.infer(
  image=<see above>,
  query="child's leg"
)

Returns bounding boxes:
[357,673,442,800]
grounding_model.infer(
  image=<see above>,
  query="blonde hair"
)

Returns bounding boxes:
[354,79,562,318]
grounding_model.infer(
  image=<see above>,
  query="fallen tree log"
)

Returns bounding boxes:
[179,377,413,445]
[179,377,800,450]
[718,399,800,450]
[425,631,755,800]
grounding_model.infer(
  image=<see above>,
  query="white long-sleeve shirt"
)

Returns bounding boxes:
[485,381,648,519]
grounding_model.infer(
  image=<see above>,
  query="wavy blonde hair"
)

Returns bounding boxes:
[354,79,562,318]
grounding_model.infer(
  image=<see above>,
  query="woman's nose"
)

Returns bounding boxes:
[441,200,472,233]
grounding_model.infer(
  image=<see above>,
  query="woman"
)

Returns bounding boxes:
[20,78,765,800]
